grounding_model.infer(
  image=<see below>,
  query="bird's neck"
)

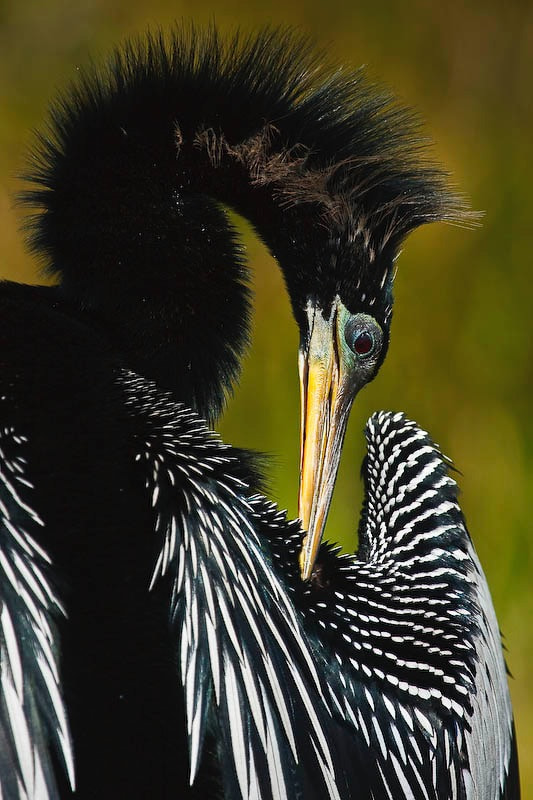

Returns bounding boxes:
[32,118,302,423]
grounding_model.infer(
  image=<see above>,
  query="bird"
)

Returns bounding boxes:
[0,25,518,800]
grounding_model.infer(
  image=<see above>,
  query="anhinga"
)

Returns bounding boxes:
[0,26,518,800]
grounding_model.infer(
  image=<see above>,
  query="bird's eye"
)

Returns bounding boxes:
[351,330,374,357]
[344,316,381,360]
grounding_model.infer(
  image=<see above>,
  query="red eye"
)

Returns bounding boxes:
[344,315,382,360]
[352,330,375,357]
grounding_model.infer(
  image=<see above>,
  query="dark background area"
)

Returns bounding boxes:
[1,0,531,789]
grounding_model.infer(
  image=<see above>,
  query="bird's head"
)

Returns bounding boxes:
[219,98,468,577]
[268,209,396,580]
[296,296,388,580]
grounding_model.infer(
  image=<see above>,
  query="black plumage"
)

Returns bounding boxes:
[0,25,517,800]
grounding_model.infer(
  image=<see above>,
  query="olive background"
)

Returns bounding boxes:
[1,0,531,791]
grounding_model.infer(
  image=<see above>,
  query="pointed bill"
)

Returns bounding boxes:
[298,301,353,581]
[297,297,385,580]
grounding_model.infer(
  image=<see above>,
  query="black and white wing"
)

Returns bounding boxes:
[302,411,519,800]
[0,419,74,799]
[122,371,353,800]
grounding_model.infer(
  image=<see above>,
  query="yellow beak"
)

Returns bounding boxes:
[298,302,353,580]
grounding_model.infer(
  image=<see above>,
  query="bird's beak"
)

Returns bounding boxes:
[298,301,355,581]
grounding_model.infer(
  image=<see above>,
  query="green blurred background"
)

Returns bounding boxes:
[1,0,531,791]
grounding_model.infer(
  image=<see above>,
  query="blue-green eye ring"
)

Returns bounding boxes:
[345,320,377,358]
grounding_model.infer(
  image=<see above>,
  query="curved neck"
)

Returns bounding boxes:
[26,60,305,422]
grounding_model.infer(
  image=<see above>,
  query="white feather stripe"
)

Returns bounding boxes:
[398,704,414,733]
[0,548,19,592]
[372,716,388,760]
[246,739,262,800]
[230,588,268,751]
[185,645,197,739]
[309,738,342,800]
[407,754,431,800]
[11,552,52,609]
[35,655,74,789]
[215,587,244,661]
[161,522,172,575]
[199,526,211,555]
[389,721,407,765]
[199,562,217,623]
[209,540,229,583]
[180,619,189,681]
[1,671,34,795]
[224,656,249,800]
[414,708,434,740]
[188,685,204,785]
[449,757,458,800]
[176,542,186,594]
[190,594,199,649]
[262,654,297,760]
[342,696,359,731]
[261,691,289,800]
[33,748,50,800]
[28,623,58,686]
[148,548,163,590]
[403,455,441,493]
[2,518,35,557]
[183,580,193,649]
[390,524,456,553]
[357,708,370,747]
[262,607,324,699]
[235,654,268,755]
[189,536,198,578]
[21,559,59,609]
[0,496,10,522]
[376,759,394,800]
[1,604,23,701]
[228,527,260,583]
[232,584,266,661]
[389,750,416,800]
[285,660,335,779]
[0,466,43,525]
[387,510,454,550]
[166,514,177,561]
[181,506,190,547]
[204,614,221,703]
[17,587,48,634]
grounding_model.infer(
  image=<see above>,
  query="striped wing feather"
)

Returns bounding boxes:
[303,412,518,799]
[0,421,74,799]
